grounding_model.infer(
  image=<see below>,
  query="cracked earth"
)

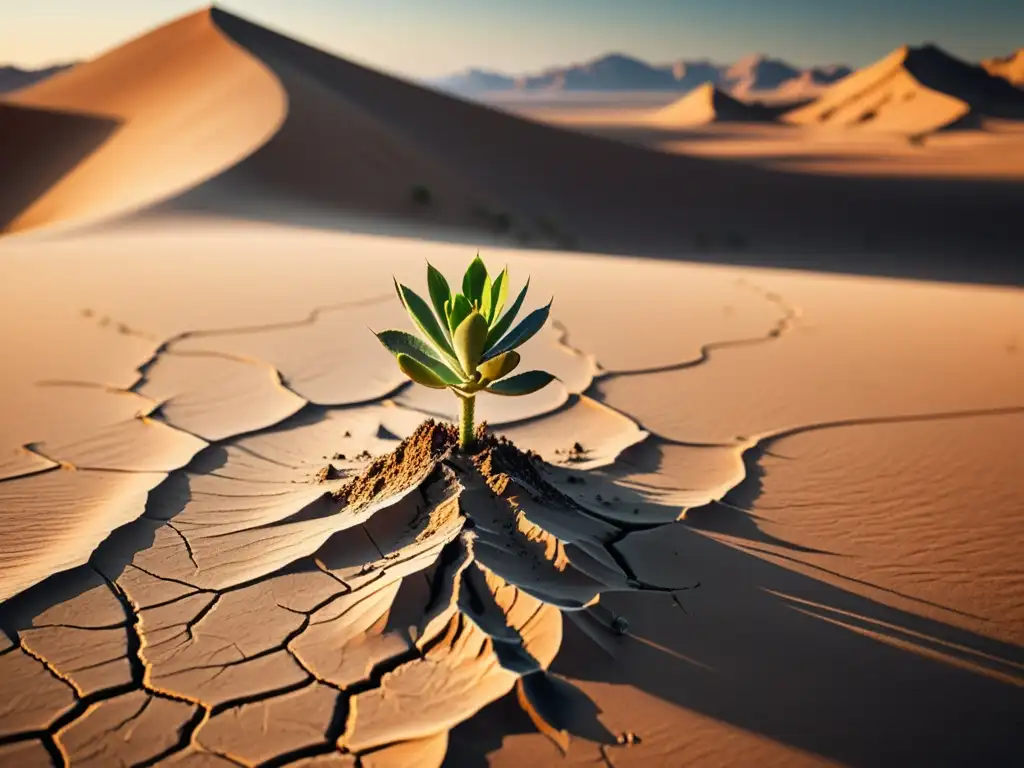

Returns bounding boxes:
[1,227,1022,767]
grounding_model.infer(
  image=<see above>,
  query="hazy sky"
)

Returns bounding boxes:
[3,0,1021,76]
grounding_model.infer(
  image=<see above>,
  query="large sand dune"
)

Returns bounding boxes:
[787,44,1024,134]
[2,11,285,234]
[0,7,1022,767]
[2,9,1023,282]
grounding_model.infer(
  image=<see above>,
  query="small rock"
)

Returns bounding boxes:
[315,464,342,483]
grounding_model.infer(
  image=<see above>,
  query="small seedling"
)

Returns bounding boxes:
[375,254,556,449]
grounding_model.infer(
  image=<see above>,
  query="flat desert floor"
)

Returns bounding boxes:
[1,8,1022,768]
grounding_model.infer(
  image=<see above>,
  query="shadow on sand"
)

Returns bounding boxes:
[446,511,1024,767]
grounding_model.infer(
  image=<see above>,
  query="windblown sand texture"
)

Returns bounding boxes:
[1,7,1023,768]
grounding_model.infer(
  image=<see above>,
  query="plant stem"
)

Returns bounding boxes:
[459,395,476,450]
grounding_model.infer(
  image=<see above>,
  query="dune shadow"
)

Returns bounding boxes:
[132,9,1024,288]
[0,102,120,231]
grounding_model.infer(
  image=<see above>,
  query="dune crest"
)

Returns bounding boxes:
[2,9,286,234]
[983,49,1024,87]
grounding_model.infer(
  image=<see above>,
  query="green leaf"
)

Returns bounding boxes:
[396,283,460,366]
[485,370,556,396]
[397,353,449,389]
[488,268,508,325]
[375,330,463,386]
[485,278,529,350]
[480,274,493,319]
[462,254,488,305]
[483,299,551,361]
[426,264,452,338]
[477,350,520,384]
[453,311,489,376]
[448,293,472,336]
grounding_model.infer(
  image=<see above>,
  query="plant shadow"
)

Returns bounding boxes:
[448,512,1024,766]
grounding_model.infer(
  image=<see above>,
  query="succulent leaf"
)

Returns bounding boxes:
[483,299,551,361]
[448,293,473,336]
[454,310,490,376]
[375,330,463,386]
[486,370,556,396]
[397,353,449,389]
[488,268,509,325]
[480,274,493,320]
[485,278,529,350]
[397,283,460,365]
[462,254,488,305]
[426,263,452,338]
[477,350,520,384]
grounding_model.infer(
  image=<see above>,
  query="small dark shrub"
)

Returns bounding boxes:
[410,184,433,206]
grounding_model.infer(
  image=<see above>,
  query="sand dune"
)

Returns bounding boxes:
[651,83,775,126]
[983,49,1024,86]
[2,10,285,233]
[788,44,1024,134]
[1,9,1022,277]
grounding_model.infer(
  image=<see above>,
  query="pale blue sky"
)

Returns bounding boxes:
[2,1,1020,76]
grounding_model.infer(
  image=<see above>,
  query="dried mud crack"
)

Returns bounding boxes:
[1,419,697,766]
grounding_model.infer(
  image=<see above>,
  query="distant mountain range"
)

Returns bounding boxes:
[433,53,853,97]
[0,63,74,94]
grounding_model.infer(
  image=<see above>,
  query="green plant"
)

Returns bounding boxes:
[410,183,433,206]
[375,255,556,449]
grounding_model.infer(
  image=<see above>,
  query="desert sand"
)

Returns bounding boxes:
[982,49,1024,87]
[0,7,1022,768]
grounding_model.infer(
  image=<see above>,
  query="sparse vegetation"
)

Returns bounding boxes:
[491,211,512,234]
[535,214,578,251]
[725,231,749,250]
[410,183,433,206]
[375,255,556,449]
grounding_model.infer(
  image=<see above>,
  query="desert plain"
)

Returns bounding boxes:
[0,7,1022,768]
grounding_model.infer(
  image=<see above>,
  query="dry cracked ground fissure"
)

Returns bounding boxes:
[1,273,1022,768]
